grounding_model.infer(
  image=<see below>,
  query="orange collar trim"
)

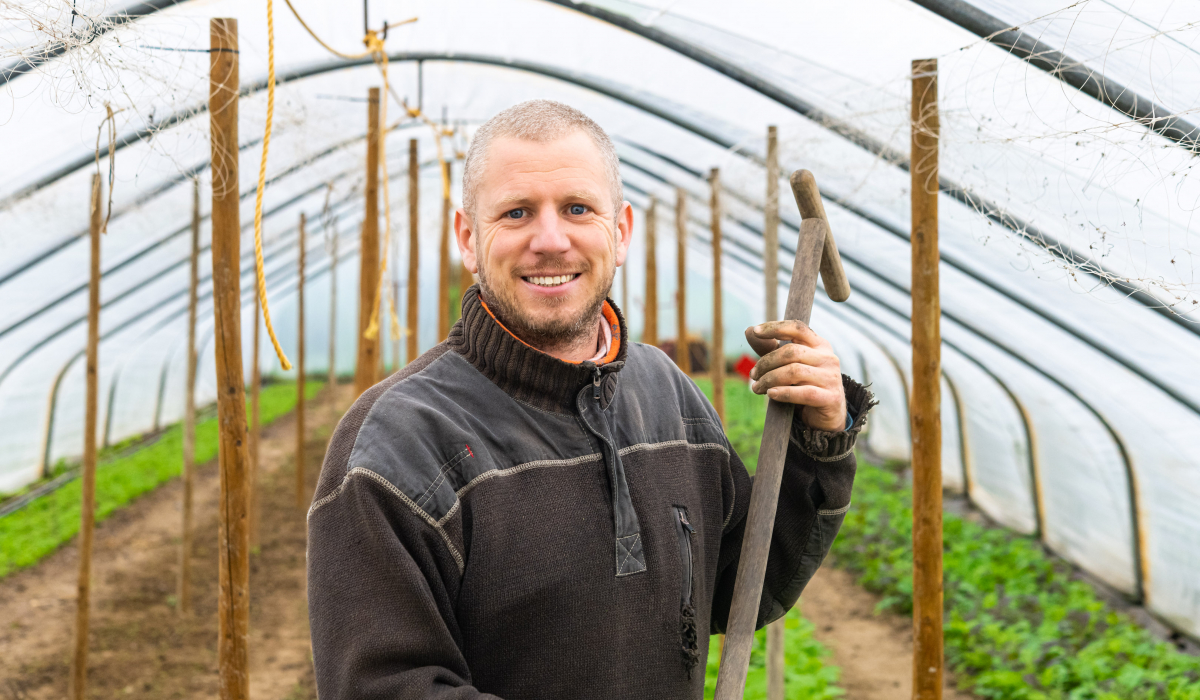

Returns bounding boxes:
[478,298,622,366]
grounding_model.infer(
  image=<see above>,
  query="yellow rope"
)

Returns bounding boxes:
[252,0,292,370]
[278,1,424,345]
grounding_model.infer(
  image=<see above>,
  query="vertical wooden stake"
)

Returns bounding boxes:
[296,213,307,509]
[69,172,102,700]
[179,178,200,615]
[911,57,943,700]
[764,126,780,322]
[675,187,689,373]
[392,279,402,369]
[710,169,724,424]
[406,138,420,364]
[249,285,260,547]
[438,159,452,341]
[643,196,658,346]
[328,232,338,387]
[763,126,785,699]
[209,18,251,700]
[356,87,381,395]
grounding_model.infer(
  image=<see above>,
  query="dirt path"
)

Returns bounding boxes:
[800,566,975,700]
[0,383,353,700]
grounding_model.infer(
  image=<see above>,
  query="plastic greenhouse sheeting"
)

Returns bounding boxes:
[2,0,1199,639]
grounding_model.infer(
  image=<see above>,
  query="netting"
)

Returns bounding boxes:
[1,0,1199,641]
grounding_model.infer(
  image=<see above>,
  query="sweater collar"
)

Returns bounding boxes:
[447,285,628,413]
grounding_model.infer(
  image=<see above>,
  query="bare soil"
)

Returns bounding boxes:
[0,384,353,700]
[801,565,976,700]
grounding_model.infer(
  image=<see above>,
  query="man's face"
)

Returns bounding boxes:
[455,131,633,349]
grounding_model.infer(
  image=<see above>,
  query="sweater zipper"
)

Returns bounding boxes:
[592,364,602,401]
[673,505,699,677]
[673,506,695,608]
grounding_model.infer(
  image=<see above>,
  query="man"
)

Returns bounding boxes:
[308,100,874,699]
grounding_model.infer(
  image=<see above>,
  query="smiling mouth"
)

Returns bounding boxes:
[523,273,581,287]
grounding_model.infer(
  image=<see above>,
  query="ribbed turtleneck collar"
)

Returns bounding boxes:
[446,285,628,414]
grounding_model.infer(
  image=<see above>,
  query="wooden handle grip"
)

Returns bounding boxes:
[789,170,851,302]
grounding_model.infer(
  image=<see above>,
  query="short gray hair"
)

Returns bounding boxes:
[461,100,622,221]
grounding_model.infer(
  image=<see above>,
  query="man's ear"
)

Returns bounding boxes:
[454,208,478,274]
[614,201,634,267]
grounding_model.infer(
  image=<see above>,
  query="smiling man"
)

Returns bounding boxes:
[307,100,875,700]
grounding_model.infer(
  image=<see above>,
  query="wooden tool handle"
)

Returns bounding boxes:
[712,171,833,700]
[791,170,851,302]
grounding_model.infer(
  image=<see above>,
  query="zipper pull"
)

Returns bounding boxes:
[592,365,602,401]
[678,510,695,533]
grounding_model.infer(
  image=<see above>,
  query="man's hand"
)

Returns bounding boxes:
[745,321,847,432]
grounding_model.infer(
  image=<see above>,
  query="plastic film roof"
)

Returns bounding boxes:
[1,0,1199,638]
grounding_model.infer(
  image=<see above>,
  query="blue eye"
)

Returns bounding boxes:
[506,209,525,219]
[569,204,588,216]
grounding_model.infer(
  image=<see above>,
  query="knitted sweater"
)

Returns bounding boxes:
[307,286,875,699]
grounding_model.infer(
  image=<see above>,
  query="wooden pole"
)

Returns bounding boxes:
[406,138,419,364]
[209,18,251,700]
[643,196,658,346]
[911,57,943,700]
[392,279,402,369]
[355,87,381,395]
[296,213,307,509]
[179,178,200,615]
[438,159,452,341]
[764,126,780,322]
[714,171,849,700]
[68,173,102,700]
[249,283,260,546]
[763,126,784,700]
[328,232,338,387]
[675,187,689,373]
[710,168,725,424]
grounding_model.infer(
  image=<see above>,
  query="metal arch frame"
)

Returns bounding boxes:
[536,1,1200,334]
[4,39,1153,603]
[620,140,1200,419]
[10,49,1199,403]
[0,156,441,392]
[908,0,1200,152]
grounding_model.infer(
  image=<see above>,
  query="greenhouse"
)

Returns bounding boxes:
[1,0,1198,698]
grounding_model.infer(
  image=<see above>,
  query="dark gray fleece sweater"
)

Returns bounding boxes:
[307,286,874,699]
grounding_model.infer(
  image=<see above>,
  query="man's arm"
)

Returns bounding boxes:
[709,322,876,632]
[307,471,500,700]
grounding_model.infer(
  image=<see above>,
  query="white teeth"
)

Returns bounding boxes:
[527,274,575,287]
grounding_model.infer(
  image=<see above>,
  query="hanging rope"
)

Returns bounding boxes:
[252,0,292,370]
[93,103,121,234]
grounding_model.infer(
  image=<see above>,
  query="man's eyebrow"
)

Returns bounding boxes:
[563,190,602,203]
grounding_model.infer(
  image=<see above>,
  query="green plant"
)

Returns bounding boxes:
[703,605,844,700]
[0,381,322,579]
[834,466,1200,699]
[692,376,767,473]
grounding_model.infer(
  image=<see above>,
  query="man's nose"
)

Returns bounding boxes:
[528,208,572,254]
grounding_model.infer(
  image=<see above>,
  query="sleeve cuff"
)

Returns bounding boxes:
[790,374,878,462]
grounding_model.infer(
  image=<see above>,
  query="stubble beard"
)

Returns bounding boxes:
[477,257,614,353]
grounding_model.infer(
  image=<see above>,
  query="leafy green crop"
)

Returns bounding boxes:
[834,466,1200,699]
[692,375,767,473]
[0,380,322,579]
[703,605,844,699]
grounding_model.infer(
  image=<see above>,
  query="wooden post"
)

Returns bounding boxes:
[68,173,102,700]
[764,126,780,322]
[911,57,943,700]
[764,125,784,698]
[643,196,658,346]
[710,169,725,423]
[356,87,381,395]
[296,213,307,509]
[406,138,420,364]
[438,159,452,341]
[249,284,260,546]
[392,279,402,369]
[179,178,200,615]
[675,187,689,373]
[328,232,338,387]
[209,18,251,700]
